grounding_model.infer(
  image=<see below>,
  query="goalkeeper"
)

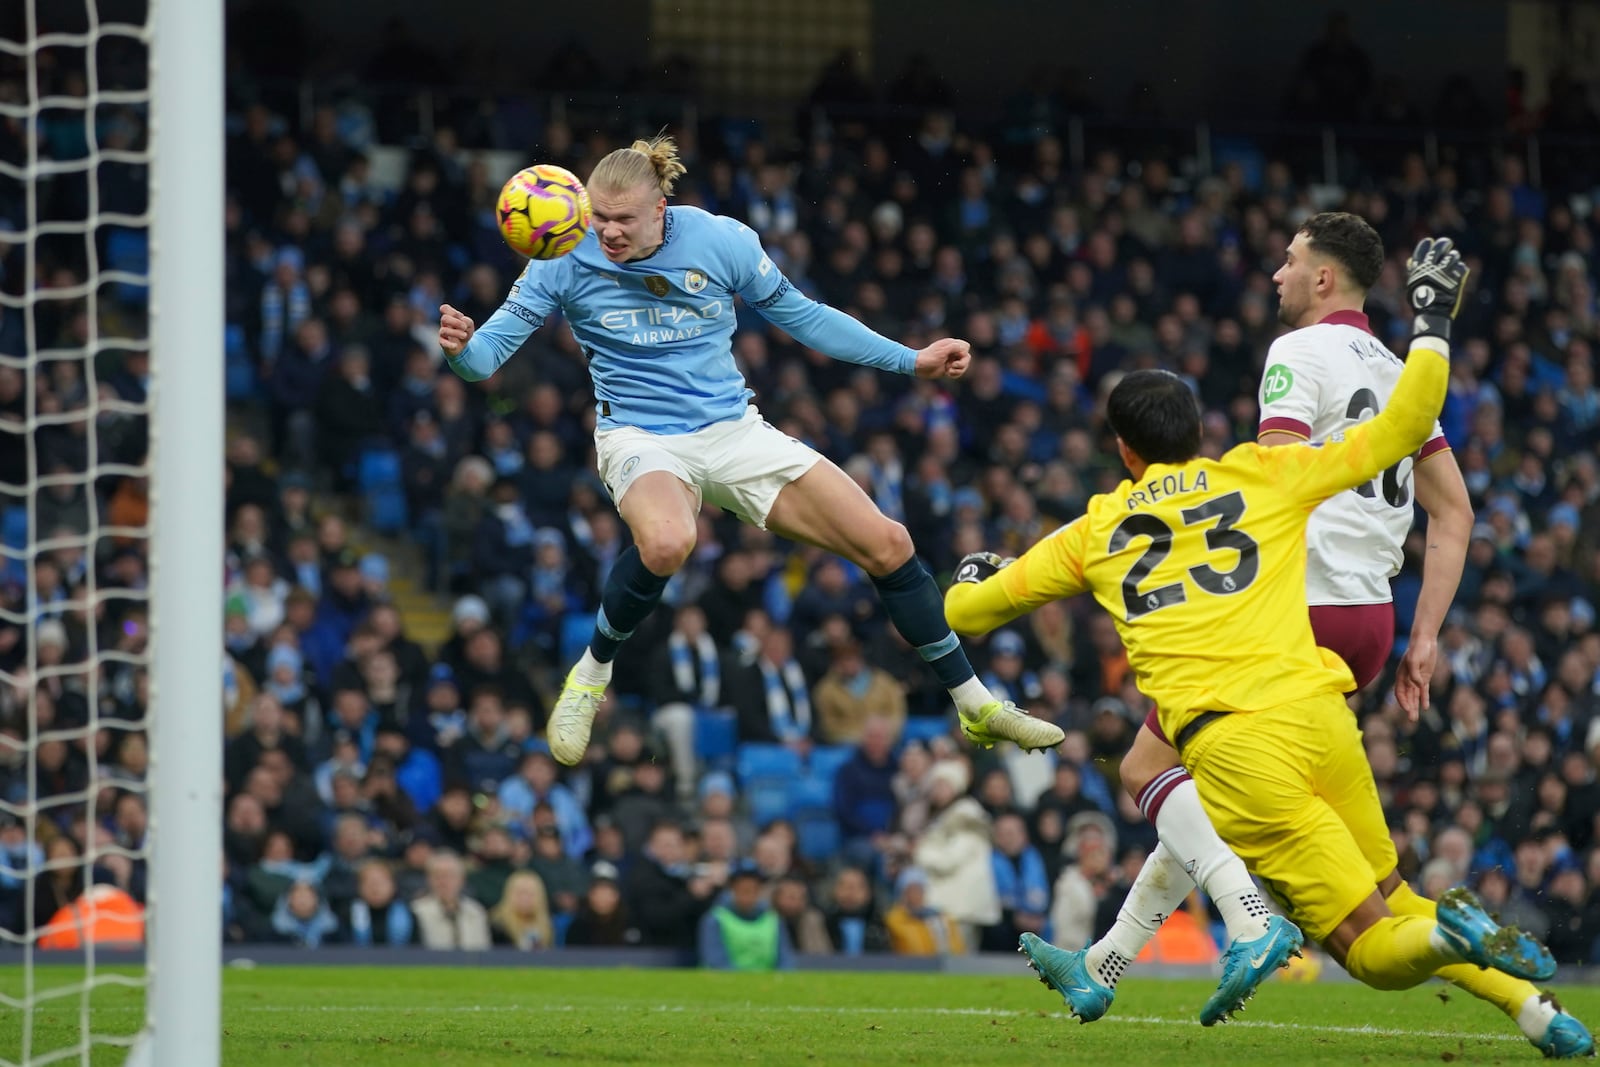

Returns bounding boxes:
[946,240,1576,1031]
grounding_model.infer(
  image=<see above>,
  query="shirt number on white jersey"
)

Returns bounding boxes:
[1108,491,1261,620]
[1345,389,1414,508]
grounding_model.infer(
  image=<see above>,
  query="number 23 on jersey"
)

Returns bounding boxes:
[1109,490,1261,620]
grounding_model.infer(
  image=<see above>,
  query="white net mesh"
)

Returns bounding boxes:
[0,0,156,1062]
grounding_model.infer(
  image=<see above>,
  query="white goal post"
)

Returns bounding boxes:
[142,0,225,1058]
[1,0,223,1061]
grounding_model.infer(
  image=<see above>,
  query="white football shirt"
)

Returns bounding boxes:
[1257,310,1448,606]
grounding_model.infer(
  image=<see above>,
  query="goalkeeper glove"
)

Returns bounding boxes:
[1405,236,1470,343]
[953,551,1013,585]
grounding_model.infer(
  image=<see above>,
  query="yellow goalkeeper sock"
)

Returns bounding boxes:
[1386,881,1538,1018]
[1344,915,1454,991]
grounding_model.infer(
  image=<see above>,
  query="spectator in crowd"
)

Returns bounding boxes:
[772,874,833,954]
[30,835,93,934]
[1050,814,1117,952]
[984,812,1050,951]
[834,715,899,864]
[625,821,717,950]
[813,638,908,743]
[912,759,998,946]
[728,628,813,750]
[528,824,587,919]
[465,825,519,908]
[649,605,724,797]
[270,880,340,948]
[565,863,636,947]
[823,866,891,955]
[885,867,965,955]
[498,748,592,858]
[698,863,794,971]
[412,850,491,950]
[489,870,555,950]
[344,860,416,946]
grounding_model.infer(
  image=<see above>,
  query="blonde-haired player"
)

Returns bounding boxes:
[439,136,1063,767]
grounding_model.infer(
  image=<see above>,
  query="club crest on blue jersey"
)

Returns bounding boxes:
[685,269,708,293]
[644,275,670,297]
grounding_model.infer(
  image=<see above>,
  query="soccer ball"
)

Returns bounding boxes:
[496,164,591,260]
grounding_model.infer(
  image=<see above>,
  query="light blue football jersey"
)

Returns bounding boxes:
[446,206,917,435]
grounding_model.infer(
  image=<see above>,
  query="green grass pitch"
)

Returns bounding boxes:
[3,964,1597,1065]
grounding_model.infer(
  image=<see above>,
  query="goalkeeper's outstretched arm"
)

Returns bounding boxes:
[944,524,1091,637]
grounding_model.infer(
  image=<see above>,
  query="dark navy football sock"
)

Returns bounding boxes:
[589,546,670,664]
[869,557,978,689]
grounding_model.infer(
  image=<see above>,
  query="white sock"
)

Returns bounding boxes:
[571,648,612,690]
[1428,924,1464,961]
[1155,779,1270,943]
[1517,993,1560,1041]
[950,676,992,716]
[1085,841,1193,988]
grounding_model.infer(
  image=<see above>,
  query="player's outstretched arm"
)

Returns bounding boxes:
[1396,452,1473,717]
[944,521,1090,637]
[746,279,976,380]
[1276,238,1468,505]
[438,302,540,382]
[721,217,969,379]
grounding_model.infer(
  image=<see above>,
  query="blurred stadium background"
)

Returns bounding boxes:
[4,0,1600,983]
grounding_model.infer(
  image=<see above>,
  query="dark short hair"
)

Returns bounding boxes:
[1299,211,1384,291]
[1105,370,1202,466]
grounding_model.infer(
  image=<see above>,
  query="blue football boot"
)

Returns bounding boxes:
[1533,994,1595,1059]
[1017,933,1115,1023]
[1437,887,1557,982]
[1201,915,1304,1026]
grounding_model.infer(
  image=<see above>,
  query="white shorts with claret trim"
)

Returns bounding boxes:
[595,406,822,529]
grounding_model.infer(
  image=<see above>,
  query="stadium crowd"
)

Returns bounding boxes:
[5,33,1600,966]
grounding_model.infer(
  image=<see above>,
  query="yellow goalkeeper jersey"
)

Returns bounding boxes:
[945,340,1450,741]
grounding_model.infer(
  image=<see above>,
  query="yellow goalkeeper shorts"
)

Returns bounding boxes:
[1178,695,1398,944]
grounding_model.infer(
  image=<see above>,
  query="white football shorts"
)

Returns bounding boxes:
[595,406,822,529]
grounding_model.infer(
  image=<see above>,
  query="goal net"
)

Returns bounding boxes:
[1,0,222,1063]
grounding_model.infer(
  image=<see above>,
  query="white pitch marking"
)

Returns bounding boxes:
[226,1000,1526,1042]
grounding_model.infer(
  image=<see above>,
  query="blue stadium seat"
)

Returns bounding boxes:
[105,228,149,304]
[795,814,841,864]
[225,354,258,401]
[900,717,951,746]
[224,324,256,400]
[365,486,407,534]
[358,449,403,492]
[745,776,791,827]
[2,508,27,550]
[559,613,596,667]
[807,745,854,783]
[225,323,248,362]
[735,743,801,784]
[693,710,737,768]
[788,775,833,816]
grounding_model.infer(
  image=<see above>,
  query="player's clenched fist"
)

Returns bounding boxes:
[913,337,973,380]
[1404,237,1469,342]
[438,304,476,357]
